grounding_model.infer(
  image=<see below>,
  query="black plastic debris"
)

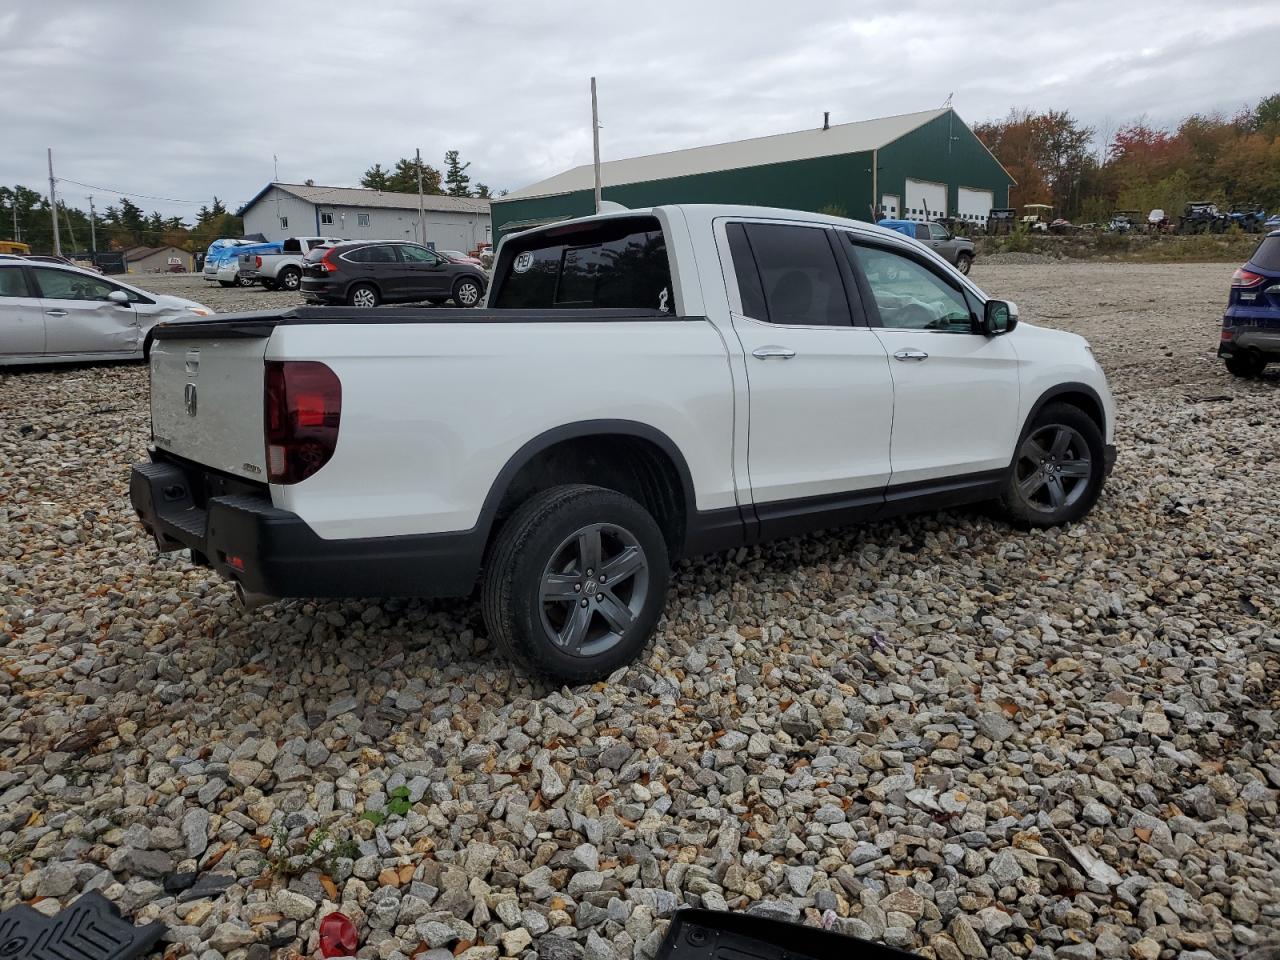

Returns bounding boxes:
[657,909,919,960]
[0,891,165,960]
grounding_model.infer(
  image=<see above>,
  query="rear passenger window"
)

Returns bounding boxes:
[0,268,30,297]
[741,223,852,326]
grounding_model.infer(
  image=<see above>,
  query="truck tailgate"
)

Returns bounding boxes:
[149,336,268,480]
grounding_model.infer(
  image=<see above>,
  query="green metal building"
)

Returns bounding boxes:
[491,108,1014,240]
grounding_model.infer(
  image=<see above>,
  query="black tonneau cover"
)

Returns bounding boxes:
[149,306,682,341]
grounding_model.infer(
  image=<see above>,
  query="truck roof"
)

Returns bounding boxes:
[505,203,925,247]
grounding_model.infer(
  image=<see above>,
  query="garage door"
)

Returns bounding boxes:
[957,187,994,227]
[904,179,947,222]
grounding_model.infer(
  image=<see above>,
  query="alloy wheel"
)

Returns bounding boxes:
[1013,424,1092,513]
[352,288,377,308]
[457,281,480,306]
[538,523,649,658]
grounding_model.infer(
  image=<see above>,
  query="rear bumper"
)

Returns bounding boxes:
[299,278,340,303]
[129,455,482,599]
[1219,316,1280,358]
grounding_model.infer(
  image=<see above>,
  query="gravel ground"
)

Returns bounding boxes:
[1,263,1277,960]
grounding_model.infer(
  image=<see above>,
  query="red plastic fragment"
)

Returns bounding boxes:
[319,911,359,957]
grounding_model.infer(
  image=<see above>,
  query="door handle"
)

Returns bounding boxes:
[46,309,67,317]
[752,346,796,360]
[894,348,929,361]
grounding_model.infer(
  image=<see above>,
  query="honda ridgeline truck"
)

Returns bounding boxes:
[132,205,1116,681]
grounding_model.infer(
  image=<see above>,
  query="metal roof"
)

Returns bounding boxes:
[238,183,491,217]
[503,108,949,201]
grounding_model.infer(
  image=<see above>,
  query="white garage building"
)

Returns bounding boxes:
[238,183,492,253]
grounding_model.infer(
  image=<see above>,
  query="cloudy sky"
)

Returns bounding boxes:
[2,1,1276,221]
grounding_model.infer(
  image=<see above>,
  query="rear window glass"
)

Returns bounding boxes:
[304,246,330,262]
[1251,236,1280,272]
[493,217,672,311]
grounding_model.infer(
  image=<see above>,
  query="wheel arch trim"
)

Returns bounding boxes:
[474,419,700,551]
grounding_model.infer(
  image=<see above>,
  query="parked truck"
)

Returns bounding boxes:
[239,236,340,291]
[131,204,1116,681]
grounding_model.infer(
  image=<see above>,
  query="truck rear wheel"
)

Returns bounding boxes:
[278,267,301,291]
[481,484,670,683]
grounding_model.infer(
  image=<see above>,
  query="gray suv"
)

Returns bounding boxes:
[300,240,488,308]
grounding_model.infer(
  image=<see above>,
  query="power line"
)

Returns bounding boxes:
[52,176,215,205]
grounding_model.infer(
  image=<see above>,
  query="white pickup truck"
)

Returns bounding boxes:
[131,204,1115,681]
[239,236,339,291]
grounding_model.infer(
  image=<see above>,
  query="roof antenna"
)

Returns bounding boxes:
[823,111,830,131]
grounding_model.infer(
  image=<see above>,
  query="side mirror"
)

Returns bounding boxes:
[107,289,131,306]
[983,299,1018,335]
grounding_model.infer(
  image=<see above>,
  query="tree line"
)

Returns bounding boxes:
[974,93,1280,222]
[0,185,242,256]
[358,148,497,199]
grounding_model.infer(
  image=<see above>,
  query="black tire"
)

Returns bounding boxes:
[236,274,255,287]
[999,403,1106,527]
[956,253,973,275]
[218,280,234,288]
[481,484,670,683]
[452,277,483,307]
[277,267,301,291]
[1225,352,1267,378]
[347,283,380,308]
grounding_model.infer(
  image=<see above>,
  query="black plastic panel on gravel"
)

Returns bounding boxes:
[656,909,921,960]
[0,892,166,960]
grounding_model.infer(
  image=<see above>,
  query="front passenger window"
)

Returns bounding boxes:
[846,243,973,333]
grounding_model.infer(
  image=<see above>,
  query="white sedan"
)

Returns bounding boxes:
[0,261,213,366]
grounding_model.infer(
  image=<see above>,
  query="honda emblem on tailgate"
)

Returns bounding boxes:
[184,383,198,417]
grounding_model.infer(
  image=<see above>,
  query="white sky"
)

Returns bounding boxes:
[1,0,1276,220]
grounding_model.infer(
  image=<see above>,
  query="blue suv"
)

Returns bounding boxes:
[1220,231,1280,377]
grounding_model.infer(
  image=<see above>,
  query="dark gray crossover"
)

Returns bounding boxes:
[300,240,487,308]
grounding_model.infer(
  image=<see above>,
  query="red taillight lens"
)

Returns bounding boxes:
[255,255,262,268]
[1231,267,1265,288]
[265,361,342,485]
[320,249,340,273]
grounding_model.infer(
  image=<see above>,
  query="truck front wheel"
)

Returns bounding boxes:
[956,252,972,275]
[481,484,670,682]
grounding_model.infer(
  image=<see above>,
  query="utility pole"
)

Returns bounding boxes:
[62,201,78,252]
[590,77,602,214]
[11,201,18,243]
[416,147,425,245]
[88,195,97,254]
[48,148,61,256]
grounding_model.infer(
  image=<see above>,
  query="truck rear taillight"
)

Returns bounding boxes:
[255,255,263,268]
[1231,267,1265,288]
[264,361,342,485]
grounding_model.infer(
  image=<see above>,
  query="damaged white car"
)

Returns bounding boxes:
[0,260,213,366]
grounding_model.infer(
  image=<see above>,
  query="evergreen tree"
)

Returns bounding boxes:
[387,157,443,194]
[474,183,492,199]
[444,150,471,197]
[360,163,391,190]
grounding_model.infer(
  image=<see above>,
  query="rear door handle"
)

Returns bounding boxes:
[894,348,929,361]
[752,346,796,360]
[45,309,67,317]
